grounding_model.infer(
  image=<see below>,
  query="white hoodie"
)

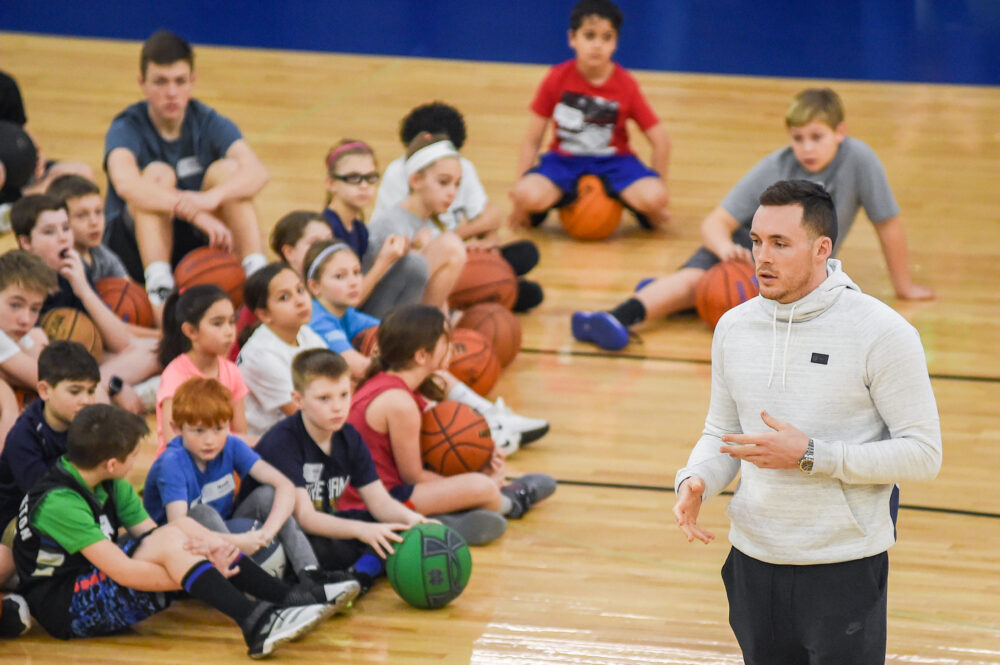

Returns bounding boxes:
[675,259,942,565]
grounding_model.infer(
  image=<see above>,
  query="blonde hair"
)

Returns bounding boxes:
[785,88,844,129]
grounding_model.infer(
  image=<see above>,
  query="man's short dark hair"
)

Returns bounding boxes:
[10,194,63,240]
[759,180,838,248]
[67,404,148,469]
[38,341,101,387]
[571,0,623,32]
[46,174,101,207]
[140,30,194,77]
[399,102,467,150]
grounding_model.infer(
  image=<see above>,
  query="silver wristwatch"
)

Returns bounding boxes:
[798,438,815,473]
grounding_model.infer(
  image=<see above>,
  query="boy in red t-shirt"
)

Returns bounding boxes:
[509,0,671,230]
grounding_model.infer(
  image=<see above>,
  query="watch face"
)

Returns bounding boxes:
[799,459,813,473]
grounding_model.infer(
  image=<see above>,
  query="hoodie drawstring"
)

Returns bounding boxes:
[767,303,796,390]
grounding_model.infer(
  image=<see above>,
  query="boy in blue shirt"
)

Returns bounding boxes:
[13,404,336,657]
[143,377,359,604]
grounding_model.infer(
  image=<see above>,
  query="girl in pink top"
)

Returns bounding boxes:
[155,284,249,455]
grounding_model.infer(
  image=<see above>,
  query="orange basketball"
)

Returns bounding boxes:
[174,247,246,310]
[352,325,379,357]
[558,174,624,241]
[96,277,155,328]
[448,328,501,396]
[420,401,495,476]
[40,308,103,361]
[695,260,759,329]
[456,303,522,367]
[448,250,517,310]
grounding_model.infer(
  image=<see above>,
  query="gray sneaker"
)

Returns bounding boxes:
[501,474,557,519]
[243,602,335,658]
[432,509,507,546]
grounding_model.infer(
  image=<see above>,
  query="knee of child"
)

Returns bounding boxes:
[141,162,178,188]
[399,252,431,284]
[442,233,467,264]
[202,158,239,189]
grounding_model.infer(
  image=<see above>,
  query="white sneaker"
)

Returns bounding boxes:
[133,375,160,413]
[483,398,549,453]
[245,602,335,658]
[0,203,12,235]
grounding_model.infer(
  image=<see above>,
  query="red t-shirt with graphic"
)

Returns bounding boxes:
[530,59,659,156]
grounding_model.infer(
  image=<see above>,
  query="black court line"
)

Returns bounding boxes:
[554,479,1000,520]
[520,348,1000,384]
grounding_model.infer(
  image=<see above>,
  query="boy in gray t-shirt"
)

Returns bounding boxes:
[572,88,934,351]
[46,175,130,284]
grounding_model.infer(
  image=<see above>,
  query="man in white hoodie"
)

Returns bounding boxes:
[672,180,941,664]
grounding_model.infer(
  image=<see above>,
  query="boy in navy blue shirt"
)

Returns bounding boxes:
[242,349,429,591]
[143,377,359,604]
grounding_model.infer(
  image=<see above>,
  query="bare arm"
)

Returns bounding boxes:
[164,500,190,522]
[701,206,752,264]
[378,390,442,485]
[81,537,178,591]
[874,216,934,300]
[161,398,179,442]
[106,147,181,214]
[357,480,424,526]
[246,460,296,540]
[643,122,672,181]
[515,113,550,177]
[207,140,269,203]
[454,201,502,241]
[60,249,132,352]
[230,399,252,444]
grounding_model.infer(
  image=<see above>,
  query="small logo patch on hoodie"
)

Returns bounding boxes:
[811,353,829,365]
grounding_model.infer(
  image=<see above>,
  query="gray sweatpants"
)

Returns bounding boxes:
[188,485,319,575]
[360,252,429,319]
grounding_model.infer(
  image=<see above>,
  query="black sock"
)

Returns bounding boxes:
[182,560,257,626]
[500,240,539,276]
[609,298,646,327]
[227,553,292,603]
[513,279,544,312]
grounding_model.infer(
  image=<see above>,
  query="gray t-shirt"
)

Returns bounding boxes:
[363,205,436,272]
[721,137,899,253]
[85,245,129,282]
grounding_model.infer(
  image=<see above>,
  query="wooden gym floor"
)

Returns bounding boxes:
[2,32,999,663]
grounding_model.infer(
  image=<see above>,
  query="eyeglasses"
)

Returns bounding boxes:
[332,172,380,185]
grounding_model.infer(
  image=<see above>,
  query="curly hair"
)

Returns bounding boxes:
[399,102,466,150]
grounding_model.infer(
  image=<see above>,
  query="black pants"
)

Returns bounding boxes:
[722,547,888,665]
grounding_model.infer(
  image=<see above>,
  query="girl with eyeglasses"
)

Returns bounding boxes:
[322,140,427,318]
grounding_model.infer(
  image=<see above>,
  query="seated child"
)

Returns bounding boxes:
[236,263,326,438]
[373,103,543,311]
[0,249,57,445]
[155,285,249,454]
[0,341,99,537]
[304,240,549,454]
[508,0,671,230]
[144,377,360,597]
[364,133,468,310]
[242,349,429,591]
[11,194,160,412]
[12,403,340,656]
[322,140,428,318]
[572,87,934,350]
[45,174,129,284]
[337,304,557,544]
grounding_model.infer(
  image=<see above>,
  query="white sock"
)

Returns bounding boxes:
[242,252,268,277]
[144,261,175,302]
[447,382,494,414]
[499,494,513,516]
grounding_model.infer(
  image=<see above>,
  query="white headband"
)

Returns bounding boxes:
[306,242,352,281]
[404,140,459,177]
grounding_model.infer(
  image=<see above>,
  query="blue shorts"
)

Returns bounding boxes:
[528,152,659,201]
[67,538,173,638]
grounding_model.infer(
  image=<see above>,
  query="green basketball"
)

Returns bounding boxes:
[385,523,472,609]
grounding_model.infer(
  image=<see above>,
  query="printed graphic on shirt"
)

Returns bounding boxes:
[200,474,236,504]
[553,92,619,155]
[176,156,204,180]
[302,463,349,511]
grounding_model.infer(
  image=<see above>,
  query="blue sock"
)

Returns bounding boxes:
[351,552,383,578]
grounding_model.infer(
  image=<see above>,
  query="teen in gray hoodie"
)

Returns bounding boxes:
[673,180,941,665]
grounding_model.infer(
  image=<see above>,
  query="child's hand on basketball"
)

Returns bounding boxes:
[189,211,233,253]
[717,242,753,266]
[357,522,408,559]
[673,475,714,544]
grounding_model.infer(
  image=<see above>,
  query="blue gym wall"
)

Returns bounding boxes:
[3,1,999,85]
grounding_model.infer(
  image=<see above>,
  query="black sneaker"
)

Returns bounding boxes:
[501,474,557,519]
[513,279,544,312]
[0,594,30,637]
[346,569,375,597]
[243,601,335,658]
[529,210,550,227]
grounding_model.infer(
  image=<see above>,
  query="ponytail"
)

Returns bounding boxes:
[157,284,231,367]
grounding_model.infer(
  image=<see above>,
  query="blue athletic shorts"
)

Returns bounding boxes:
[528,152,659,200]
[67,538,173,638]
